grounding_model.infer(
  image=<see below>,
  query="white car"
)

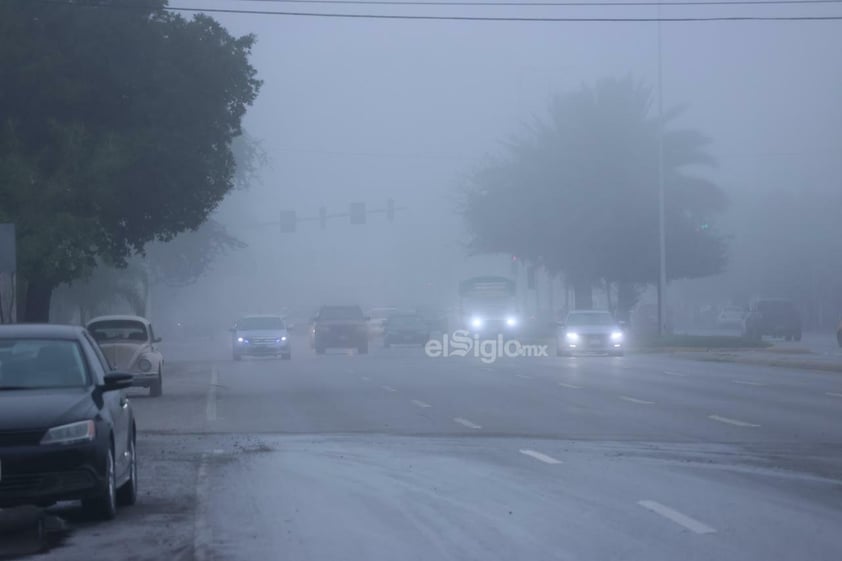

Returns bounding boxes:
[87,315,165,397]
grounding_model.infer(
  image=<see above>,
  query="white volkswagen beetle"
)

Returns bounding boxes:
[86,315,165,397]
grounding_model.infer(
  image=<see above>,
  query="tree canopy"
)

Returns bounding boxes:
[463,76,728,311]
[0,0,262,320]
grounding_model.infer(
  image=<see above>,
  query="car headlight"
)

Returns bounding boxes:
[138,358,152,372]
[40,420,96,446]
[506,316,518,327]
[566,332,580,342]
[611,331,623,341]
[237,336,245,343]
[470,317,483,328]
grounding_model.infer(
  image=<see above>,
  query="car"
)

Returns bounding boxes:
[0,324,137,520]
[743,298,802,341]
[86,315,165,397]
[230,315,291,360]
[716,305,746,329]
[383,313,431,347]
[837,320,842,348]
[313,306,368,354]
[366,307,399,338]
[557,310,625,356]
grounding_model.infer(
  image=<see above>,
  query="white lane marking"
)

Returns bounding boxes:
[205,368,218,422]
[381,385,398,393]
[708,414,760,428]
[411,400,432,408]
[361,376,371,381]
[558,382,581,389]
[520,449,563,464]
[733,380,766,386]
[826,392,842,398]
[193,454,212,561]
[663,370,687,377]
[637,500,716,534]
[453,417,482,430]
[619,395,655,405]
[516,374,532,380]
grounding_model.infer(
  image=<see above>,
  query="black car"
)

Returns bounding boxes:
[743,299,802,341]
[383,314,431,347]
[0,324,137,520]
[313,306,368,355]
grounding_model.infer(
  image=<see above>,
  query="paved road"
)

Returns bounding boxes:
[6,336,842,561]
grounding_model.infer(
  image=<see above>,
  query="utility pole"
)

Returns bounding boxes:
[657,2,668,337]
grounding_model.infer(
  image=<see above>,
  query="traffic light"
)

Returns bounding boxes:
[319,206,327,229]
[350,202,366,225]
[386,198,395,222]
[280,210,296,233]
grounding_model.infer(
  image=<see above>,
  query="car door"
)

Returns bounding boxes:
[83,332,131,477]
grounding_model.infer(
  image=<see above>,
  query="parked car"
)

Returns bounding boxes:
[743,298,802,341]
[0,324,137,519]
[383,313,431,347]
[313,306,368,354]
[557,310,625,357]
[230,315,291,360]
[87,315,165,397]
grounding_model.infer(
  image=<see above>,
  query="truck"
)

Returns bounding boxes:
[458,276,521,337]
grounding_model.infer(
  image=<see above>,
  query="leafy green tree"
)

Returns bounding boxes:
[0,1,261,320]
[463,76,728,311]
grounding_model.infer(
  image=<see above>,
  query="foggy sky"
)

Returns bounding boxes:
[164,0,842,321]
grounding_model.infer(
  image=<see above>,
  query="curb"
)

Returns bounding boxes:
[668,352,842,374]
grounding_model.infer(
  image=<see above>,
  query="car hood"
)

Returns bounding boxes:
[565,325,621,335]
[235,329,288,338]
[98,342,148,370]
[0,388,95,432]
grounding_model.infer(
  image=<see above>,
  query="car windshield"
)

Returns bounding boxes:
[567,312,615,326]
[88,320,148,342]
[387,315,426,328]
[0,339,89,389]
[237,317,285,330]
[320,307,364,320]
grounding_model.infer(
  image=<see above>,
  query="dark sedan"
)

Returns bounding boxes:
[0,324,137,520]
[383,314,431,347]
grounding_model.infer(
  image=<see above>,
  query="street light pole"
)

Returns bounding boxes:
[657,3,668,337]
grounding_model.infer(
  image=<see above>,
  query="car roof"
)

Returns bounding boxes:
[0,323,87,339]
[87,315,150,325]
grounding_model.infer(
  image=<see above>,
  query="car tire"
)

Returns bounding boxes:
[83,445,118,520]
[150,369,162,397]
[117,430,138,506]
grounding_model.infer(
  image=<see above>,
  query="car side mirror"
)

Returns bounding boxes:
[103,372,133,392]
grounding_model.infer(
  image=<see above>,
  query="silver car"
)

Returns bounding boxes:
[557,310,625,357]
[230,315,291,360]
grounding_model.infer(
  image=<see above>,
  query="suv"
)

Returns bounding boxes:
[743,299,802,342]
[313,306,369,355]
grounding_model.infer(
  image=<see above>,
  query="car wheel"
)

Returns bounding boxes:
[83,445,117,520]
[150,369,162,397]
[117,430,138,506]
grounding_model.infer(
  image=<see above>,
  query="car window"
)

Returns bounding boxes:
[0,339,90,389]
[84,331,113,373]
[567,312,614,326]
[237,317,286,330]
[88,320,149,342]
[319,307,364,320]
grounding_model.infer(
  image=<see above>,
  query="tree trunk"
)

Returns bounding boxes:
[617,282,640,323]
[572,276,593,310]
[23,280,54,323]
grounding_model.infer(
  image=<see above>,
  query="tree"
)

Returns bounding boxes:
[0,1,261,321]
[463,76,728,311]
